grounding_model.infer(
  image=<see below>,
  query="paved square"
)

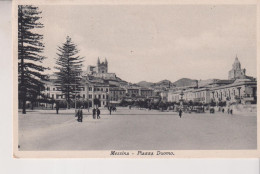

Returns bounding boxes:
[18,108,256,150]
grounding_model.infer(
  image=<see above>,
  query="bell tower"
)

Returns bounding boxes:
[97,57,108,73]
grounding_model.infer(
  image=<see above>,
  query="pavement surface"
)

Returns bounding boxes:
[18,107,257,150]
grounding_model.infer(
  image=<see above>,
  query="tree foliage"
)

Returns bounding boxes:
[18,5,48,114]
[54,36,84,108]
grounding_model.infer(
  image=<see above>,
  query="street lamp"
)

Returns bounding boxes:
[75,93,80,109]
[86,83,90,112]
[106,91,110,109]
[179,90,184,108]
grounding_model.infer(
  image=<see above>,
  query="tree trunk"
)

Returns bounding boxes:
[22,97,26,114]
[20,6,26,115]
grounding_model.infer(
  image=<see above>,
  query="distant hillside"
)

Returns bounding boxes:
[172,78,198,88]
[136,81,154,88]
[136,78,198,89]
[137,79,173,89]
[157,79,172,85]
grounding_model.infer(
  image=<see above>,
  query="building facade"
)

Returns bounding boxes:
[40,56,256,108]
[139,88,154,98]
[109,87,126,104]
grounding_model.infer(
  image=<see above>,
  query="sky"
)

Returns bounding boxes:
[38,5,256,83]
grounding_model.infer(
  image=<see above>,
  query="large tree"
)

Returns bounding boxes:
[18,5,48,114]
[54,36,84,109]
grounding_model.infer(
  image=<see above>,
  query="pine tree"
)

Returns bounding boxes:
[54,36,84,109]
[18,5,48,114]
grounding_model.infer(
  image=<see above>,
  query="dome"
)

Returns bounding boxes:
[232,56,241,69]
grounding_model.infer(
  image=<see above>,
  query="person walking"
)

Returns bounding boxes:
[92,107,96,119]
[109,106,112,115]
[97,108,101,119]
[55,102,60,114]
[78,106,83,122]
[179,109,182,118]
[230,109,233,115]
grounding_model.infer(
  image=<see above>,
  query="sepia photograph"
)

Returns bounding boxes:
[13,0,259,158]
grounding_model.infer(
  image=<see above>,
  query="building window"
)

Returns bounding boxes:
[106,88,108,92]
[99,95,101,99]
[83,94,85,98]
[47,87,50,91]
[89,87,92,91]
[103,94,105,99]
[53,88,55,91]
[82,87,85,91]
[101,88,103,91]
[89,94,92,99]
[52,94,54,99]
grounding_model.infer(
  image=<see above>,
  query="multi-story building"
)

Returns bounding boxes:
[109,87,126,104]
[89,82,109,107]
[139,88,153,98]
[210,79,257,104]
[40,56,256,108]
[167,56,257,105]
[126,88,140,98]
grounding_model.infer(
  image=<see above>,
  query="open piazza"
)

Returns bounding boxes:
[18,107,256,151]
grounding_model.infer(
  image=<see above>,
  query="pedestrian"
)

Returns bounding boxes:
[230,109,233,115]
[109,106,112,115]
[78,106,83,122]
[55,102,59,114]
[92,107,96,119]
[179,109,182,118]
[97,108,101,119]
[222,108,225,113]
[227,108,230,114]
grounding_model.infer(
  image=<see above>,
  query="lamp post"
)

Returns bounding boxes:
[87,83,89,112]
[106,91,110,109]
[179,90,184,109]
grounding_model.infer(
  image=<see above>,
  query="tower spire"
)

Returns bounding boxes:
[97,57,100,65]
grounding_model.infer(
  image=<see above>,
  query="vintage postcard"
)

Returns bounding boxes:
[13,0,260,158]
